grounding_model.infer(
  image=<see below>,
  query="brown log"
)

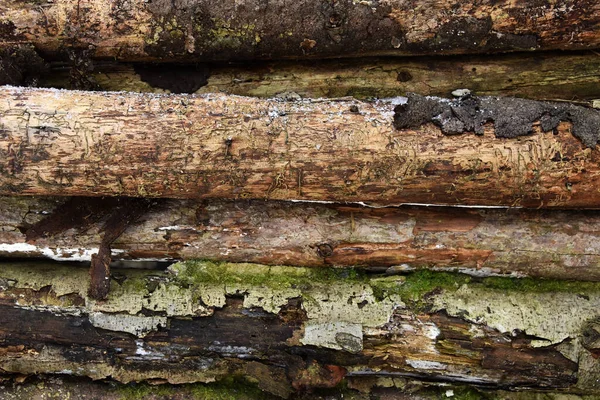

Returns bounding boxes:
[36,52,600,101]
[0,261,595,396]
[2,87,600,207]
[4,197,600,281]
[1,0,599,62]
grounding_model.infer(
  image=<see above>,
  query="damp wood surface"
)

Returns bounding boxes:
[34,52,600,101]
[2,87,600,207]
[2,377,599,400]
[5,197,600,281]
[0,261,598,397]
[1,0,599,62]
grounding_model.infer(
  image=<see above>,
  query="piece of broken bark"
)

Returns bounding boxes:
[1,0,599,62]
[5,197,600,281]
[1,261,598,397]
[1,87,600,207]
[23,197,154,300]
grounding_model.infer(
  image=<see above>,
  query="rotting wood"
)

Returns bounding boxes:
[5,197,600,281]
[1,87,600,207]
[36,52,600,101]
[1,0,599,62]
[0,375,596,400]
[1,261,597,397]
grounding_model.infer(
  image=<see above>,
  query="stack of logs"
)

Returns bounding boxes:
[2,0,600,398]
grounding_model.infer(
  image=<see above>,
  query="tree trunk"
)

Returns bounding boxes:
[1,87,600,207]
[37,52,600,101]
[1,0,599,62]
[1,261,598,398]
[3,196,600,281]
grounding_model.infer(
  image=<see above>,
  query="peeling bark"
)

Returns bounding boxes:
[4,197,600,281]
[0,261,596,397]
[1,0,599,62]
[37,52,600,101]
[1,87,600,207]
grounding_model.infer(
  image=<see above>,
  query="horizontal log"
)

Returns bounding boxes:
[1,261,598,396]
[1,376,595,400]
[1,0,599,62]
[33,52,600,101]
[2,87,600,207]
[4,197,600,281]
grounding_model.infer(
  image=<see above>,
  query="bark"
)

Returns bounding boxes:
[4,197,600,281]
[1,0,599,62]
[1,87,600,207]
[37,52,600,101]
[0,261,597,397]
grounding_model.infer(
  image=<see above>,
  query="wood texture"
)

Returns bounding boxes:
[4,197,600,281]
[1,87,600,207]
[1,0,599,62]
[35,52,600,101]
[1,261,595,397]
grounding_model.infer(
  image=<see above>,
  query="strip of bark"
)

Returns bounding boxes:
[1,0,599,62]
[0,261,594,396]
[2,87,600,207]
[4,197,600,281]
[36,52,600,101]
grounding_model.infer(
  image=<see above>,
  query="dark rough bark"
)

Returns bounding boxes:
[2,87,600,207]
[36,52,600,101]
[1,261,596,398]
[1,0,599,62]
[4,197,600,281]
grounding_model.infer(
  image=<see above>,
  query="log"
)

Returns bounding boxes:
[1,376,595,400]
[34,52,600,101]
[4,197,600,281]
[1,87,600,207]
[1,0,599,62]
[1,261,598,397]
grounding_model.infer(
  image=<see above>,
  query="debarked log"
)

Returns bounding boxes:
[4,197,600,281]
[1,0,599,62]
[36,52,600,101]
[0,261,598,397]
[2,87,600,207]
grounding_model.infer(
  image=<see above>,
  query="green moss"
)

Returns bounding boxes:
[115,378,271,400]
[117,382,175,400]
[371,270,471,308]
[171,260,366,292]
[481,276,600,293]
[370,269,600,310]
[188,378,270,400]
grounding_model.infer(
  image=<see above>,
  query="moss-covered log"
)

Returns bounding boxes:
[2,87,600,207]
[1,0,599,62]
[36,52,600,101]
[2,375,598,400]
[1,261,599,398]
[4,197,600,281]
[0,262,600,397]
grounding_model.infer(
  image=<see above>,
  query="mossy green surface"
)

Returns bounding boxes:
[170,260,368,291]
[117,378,274,400]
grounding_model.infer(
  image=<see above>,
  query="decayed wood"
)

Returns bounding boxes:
[1,0,599,62]
[38,52,600,101]
[1,86,600,207]
[4,197,600,281]
[0,261,594,397]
